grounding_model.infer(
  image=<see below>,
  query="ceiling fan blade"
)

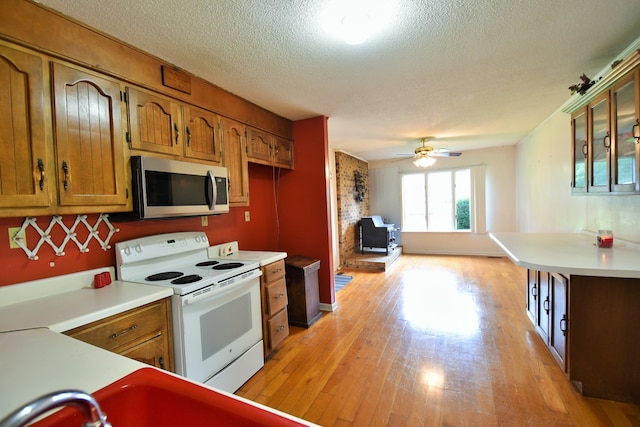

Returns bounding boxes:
[430,151,462,157]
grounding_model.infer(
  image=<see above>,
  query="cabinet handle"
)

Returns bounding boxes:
[276,325,286,333]
[159,356,165,370]
[581,142,588,157]
[543,297,550,314]
[603,132,611,150]
[37,158,45,191]
[61,160,70,191]
[174,123,179,145]
[109,324,137,339]
[186,126,191,146]
[531,283,537,299]
[559,314,567,336]
[271,268,282,274]
[274,293,285,299]
[633,121,639,142]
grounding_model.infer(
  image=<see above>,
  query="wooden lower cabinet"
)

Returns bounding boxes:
[260,259,289,357]
[64,298,174,372]
[526,270,640,404]
[527,269,565,370]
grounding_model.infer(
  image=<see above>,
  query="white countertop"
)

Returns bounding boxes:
[490,232,640,278]
[0,268,173,333]
[0,328,147,420]
[209,249,287,266]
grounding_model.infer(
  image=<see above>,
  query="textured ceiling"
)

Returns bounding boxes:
[36,0,640,161]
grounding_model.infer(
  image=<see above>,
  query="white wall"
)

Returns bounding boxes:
[516,109,640,243]
[368,146,517,256]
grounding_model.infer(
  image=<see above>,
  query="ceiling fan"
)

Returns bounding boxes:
[396,137,462,168]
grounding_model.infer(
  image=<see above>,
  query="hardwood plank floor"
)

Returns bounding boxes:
[237,255,640,426]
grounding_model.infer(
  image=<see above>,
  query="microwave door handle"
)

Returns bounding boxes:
[206,170,216,210]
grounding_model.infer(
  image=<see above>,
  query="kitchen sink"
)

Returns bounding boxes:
[31,367,309,427]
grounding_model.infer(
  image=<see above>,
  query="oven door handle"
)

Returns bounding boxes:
[205,170,216,211]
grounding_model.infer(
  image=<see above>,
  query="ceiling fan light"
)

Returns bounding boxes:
[413,156,436,168]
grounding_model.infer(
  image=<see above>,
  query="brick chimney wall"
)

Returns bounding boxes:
[335,151,368,267]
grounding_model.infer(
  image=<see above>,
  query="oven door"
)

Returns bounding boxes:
[177,276,262,383]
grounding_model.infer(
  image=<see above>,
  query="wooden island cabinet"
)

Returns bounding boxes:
[492,232,640,405]
[64,297,174,372]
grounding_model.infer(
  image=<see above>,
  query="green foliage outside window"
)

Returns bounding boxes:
[456,198,470,230]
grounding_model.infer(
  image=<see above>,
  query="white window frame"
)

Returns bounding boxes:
[401,165,485,233]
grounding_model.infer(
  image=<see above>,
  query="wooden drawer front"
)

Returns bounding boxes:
[263,259,285,283]
[265,277,288,315]
[65,301,165,352]
[268,308,289,349]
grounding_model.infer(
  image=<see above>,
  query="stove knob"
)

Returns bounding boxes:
[123,245,131,256]
[134,243,143,254]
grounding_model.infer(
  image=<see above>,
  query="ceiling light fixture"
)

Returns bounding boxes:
[413,155,436,168]
[320,0,393,45]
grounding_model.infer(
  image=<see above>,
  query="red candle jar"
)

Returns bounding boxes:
[596,230,614,248]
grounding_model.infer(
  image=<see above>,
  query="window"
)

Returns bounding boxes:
[402,168,472,232]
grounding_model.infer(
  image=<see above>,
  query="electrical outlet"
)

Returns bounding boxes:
[8,227,25,249]
[201,216,208,227]
[244,211,251,222]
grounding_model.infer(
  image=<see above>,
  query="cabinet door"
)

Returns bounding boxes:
[51,62,128,209]
[611,71,639,192]
[571,107,588,193]
[550,273,568,371]
[526,269,538,324]
[537,272,550,342]
[119,335,173,372]
[0,43,52,212]
[126,87,182,156]
[221,118,249,206]
[273,136,294,169]
[588,92,611,192]
[183,105,222,164]
[246,127,272,164]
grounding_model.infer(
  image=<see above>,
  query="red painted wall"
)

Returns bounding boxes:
[278,116,335,306]
[0,163,284,287]
[0,118,335,304]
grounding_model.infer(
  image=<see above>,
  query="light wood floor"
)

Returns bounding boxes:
[237,255,640,426]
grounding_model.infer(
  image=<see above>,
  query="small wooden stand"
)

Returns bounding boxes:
[285,256,321,328]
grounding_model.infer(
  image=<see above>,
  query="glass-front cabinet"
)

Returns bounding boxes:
[588,92,611,193]
[568,52,640,195]
[611,71,639,192]
[571,108,587,193]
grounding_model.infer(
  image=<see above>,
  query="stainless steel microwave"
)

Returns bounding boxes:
[128,156,229,219]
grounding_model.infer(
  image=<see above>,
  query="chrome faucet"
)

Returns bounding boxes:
[0,389,111,427]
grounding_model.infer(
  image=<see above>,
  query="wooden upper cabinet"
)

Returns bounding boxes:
[566,51,640,195]
[273,136,294,169]
[247,127,294,169]
[587,92,611,193]
[0,42,52,212]
[126,87,183,156]
[183,105,222,164]
[571,107,588,193]
[51,62,129,209]
[611,70,640,192]
[247,127,272,163]
[220,117,249,206]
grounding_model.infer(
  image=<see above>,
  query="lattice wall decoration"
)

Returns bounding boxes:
[12,214,120,260]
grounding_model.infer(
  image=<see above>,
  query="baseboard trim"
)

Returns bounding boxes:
[320,302,338,312]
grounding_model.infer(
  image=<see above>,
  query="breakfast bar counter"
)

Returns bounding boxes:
[490,232,640,405]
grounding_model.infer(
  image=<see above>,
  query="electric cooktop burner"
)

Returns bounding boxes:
[146,271,183,281]
[171,274,203,284]
[212,262,244,270]
[195,260,220,267]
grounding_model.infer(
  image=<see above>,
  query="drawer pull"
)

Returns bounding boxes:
[271,268,282,274]
[276,325,286,332]
[274,293,285,299]
[110,324,137,339]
